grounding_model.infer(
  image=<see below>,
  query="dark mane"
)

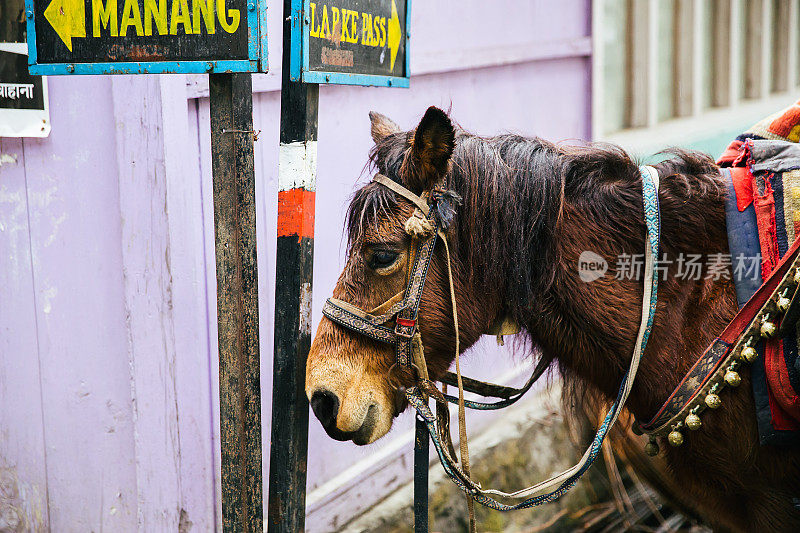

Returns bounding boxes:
[348,130,723,322]
[319,112,800,531]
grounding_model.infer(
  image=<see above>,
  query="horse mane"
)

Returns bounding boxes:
[348,130,724,327]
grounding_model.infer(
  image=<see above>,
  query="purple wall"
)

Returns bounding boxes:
[0,1,591,530]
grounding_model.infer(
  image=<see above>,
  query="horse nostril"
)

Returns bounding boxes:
[310,389,340,429]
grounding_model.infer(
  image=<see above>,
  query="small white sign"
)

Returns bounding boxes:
[0,42,50,138]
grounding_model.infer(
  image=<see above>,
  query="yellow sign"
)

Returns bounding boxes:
[308,0,402,70]
[43,0,242,51]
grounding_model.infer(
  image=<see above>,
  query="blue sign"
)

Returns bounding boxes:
[289,0,410,87]
[25,0,268,75]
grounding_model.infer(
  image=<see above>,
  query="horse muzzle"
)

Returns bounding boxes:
[308,387,383,445]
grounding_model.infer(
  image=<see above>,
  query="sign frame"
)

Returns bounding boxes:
[23,0,269,75]
[288,0,410,87]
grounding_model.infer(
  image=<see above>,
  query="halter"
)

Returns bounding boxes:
[322,167,663,512]
[321,162,800,524]
[323,173,446,372]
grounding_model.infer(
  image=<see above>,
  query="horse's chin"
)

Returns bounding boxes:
[306,371,397,445]
[319,404,391,445]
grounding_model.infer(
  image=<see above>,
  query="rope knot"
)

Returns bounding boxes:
[404,209,435,237]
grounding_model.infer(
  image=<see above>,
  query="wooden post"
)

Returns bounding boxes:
[267,1,319,531]
[414,418,430,533]
[209,72,263,533]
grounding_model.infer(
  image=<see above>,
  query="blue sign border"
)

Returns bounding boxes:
[24,0,269,75]
[288,0,410,87]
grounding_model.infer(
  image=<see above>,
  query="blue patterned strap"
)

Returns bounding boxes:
[410,166,662,508]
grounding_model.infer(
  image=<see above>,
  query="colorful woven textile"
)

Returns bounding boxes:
[719,100,800,445]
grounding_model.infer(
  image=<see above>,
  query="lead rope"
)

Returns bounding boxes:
[400,167,660,512]
[441,231,476,533]
[331,170,659,519]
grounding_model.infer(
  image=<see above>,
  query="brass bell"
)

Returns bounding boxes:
[667,430,684,447]
[761,321,777,338]
[685,413,702,431]
[777,295,792,312]
[725,370,742,387]
[705,393,722,409]
[740,346,758,362]
[644,438,659,456]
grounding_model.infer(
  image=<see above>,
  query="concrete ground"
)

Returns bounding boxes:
[339,384,708,533]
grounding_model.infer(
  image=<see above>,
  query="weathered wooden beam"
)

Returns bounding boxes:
[674,0,695,117]
[414,418,430,533]
[267,1,319,531]
[209,72,263,533]
[625,0,650,127]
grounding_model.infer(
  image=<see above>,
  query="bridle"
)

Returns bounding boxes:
[321,166,800,517]
[323,173,443,373]
[322,168,662,515]
[323,173,543,404]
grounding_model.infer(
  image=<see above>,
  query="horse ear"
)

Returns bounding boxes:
[369,111,401,143]
[404,106,455,192]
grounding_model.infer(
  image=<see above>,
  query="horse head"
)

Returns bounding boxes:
[305,105,730,447]
[305,107,500,444]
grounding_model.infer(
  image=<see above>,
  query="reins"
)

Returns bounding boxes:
[322,162,800,529]
[323,167,663,521]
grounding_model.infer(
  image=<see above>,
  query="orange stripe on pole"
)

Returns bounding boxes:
[277,188,316,241]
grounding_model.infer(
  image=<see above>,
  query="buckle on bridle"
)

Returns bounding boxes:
[395,317,417,339]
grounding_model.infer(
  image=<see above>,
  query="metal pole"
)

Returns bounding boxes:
[209,72,264,533]
[414,417,430,533]
[267,2,319,531]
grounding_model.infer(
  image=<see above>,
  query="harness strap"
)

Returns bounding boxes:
[440,357,549,410]
[640,232,800,436]
[440,229,477,532]
[374,173,430,216]
[404,165,662,510]
[368,291,405,316]
[324,167,661,512]
[322,299,397,343]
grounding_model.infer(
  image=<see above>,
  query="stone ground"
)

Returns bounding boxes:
[338,385,710,533]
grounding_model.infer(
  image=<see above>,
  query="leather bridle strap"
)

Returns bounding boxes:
[321,168,665,512]
[404,165,662,509]
[373,173,430,215]
[322,174,440,369]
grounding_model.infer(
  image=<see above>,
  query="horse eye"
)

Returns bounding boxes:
[369,250,399,270]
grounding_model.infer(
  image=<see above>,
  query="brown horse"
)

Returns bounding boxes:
[306,106,800,531]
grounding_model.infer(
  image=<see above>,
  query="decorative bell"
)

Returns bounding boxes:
[685,413,702,431]
[761,321,777,338]
[667,430,684,447]
[705,393,722,409]
[644,438,659,456]
[777,295,792,312]
[740,346,758,362]
[724,370,742,387]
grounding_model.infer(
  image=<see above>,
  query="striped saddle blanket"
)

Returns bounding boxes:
[719,99,800,446]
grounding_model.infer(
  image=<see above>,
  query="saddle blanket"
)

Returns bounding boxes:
[719,99,800,446]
